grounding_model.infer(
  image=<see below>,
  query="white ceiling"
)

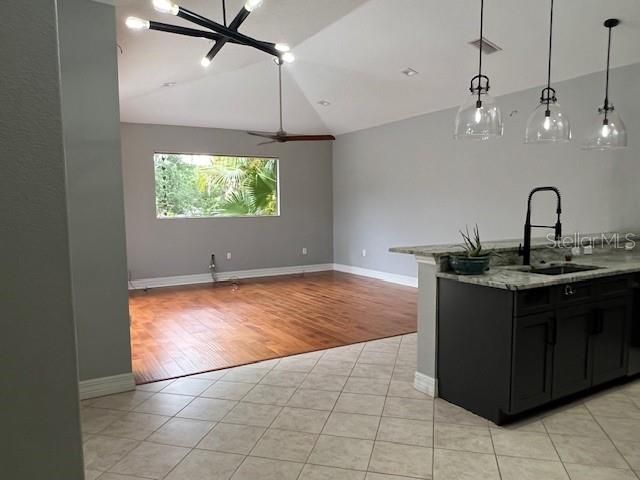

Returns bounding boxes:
[116,0,640,135]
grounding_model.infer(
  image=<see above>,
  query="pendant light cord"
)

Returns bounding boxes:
[222,0,227,26]
[545,0,554,112]
[278,62,284,133]
[478,0,484,104]
[603,24,613,116]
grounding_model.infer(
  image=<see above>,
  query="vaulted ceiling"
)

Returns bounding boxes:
[116,0,640,135]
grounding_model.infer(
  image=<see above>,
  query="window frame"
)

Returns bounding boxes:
[153,150,281,220]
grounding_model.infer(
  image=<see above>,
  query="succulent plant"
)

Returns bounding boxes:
[459,224,486,257]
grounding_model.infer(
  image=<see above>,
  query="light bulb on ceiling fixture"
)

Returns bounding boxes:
[583,19,627,150]
[281,52,295,63]
[125,17,150,30]
[244,0,264,12]
[275,43,290,53]
[200,57,211,68]
[152,0,179,15]
[454,0,503,140]
[524,0,571,144]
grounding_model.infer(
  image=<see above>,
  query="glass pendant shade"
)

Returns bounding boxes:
[525,101,571,143]
[454,92,503,140]
[583,106,627,150]
[455,0,502,141]
[583,19,627,151]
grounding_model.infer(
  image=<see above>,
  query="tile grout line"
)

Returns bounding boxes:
[87,335,426,479]
[257,350,325,479]
[541,411,574,480]
[584,402,640,479]
[299,340,366,478]
[159,356,287,480]
[366,340,401,476]
[487,427,503,480]
[89,339,640,480]
[235,353,317,479]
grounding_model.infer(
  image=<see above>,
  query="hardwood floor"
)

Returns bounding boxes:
[129,271,417,384]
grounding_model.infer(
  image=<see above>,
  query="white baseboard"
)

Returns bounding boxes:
[129,263,417,290]
[333,264,418,288]
[414,371,438,397]
[129,264,334,290]
[79,373,135,400]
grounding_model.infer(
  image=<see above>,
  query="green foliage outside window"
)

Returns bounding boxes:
[154,153,279,218]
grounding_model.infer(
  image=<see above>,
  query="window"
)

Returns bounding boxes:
[154,153,279,218]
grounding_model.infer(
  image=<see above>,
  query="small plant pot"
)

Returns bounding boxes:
[449,255,491,275]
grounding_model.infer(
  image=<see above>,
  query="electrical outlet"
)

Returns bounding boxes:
[362,249,367,257]
[226,252,232,260]
[302,247,308,256]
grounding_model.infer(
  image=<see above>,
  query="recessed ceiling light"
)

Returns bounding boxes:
[401,67,419,77]
[162,82,177,87]
[317,100,331,107]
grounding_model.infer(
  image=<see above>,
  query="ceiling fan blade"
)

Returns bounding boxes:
[247,131,279,140]
[257,140,277,146]
[280,135,336,142]
[253,64,335,145]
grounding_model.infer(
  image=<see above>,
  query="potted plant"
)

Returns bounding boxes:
[449,225,491,275]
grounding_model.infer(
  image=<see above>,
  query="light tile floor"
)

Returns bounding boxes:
[81,333,640,479]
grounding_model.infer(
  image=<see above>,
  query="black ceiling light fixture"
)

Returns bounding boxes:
[454,0,503,140]
[583,19,628,150]
[246,60,336,145]
[525,0,571,144]
[126,0,295,68]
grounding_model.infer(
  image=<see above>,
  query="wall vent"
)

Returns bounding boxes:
[469,37,502,54]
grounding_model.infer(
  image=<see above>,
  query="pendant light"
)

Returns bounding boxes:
[583,19,627,150]
[525,0,571,143]
[454,0,503,140]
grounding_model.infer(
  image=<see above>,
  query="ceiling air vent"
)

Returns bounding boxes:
[469,37,502,54]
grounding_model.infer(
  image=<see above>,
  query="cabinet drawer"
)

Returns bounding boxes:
[597,276,633,298]
[516,288,553,315]
[555,281,593,305]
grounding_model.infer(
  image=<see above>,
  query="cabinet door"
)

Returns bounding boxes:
[511,313,554,413]
[592,297,631,385]
[630,285,640,376]
[553,305,593,398]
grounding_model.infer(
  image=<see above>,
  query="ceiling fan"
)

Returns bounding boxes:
[247,61,336,145]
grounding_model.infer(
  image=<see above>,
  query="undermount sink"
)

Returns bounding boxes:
[528,264,603,276]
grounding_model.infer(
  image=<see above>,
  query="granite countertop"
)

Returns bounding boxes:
[390,237,552,257]
[437,251,640,291]
[390,232,637,258]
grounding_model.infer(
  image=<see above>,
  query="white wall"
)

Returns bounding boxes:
[2,0,84,476]
[121,123,333,280]
[333,63,640,277]
[59,0,133,382]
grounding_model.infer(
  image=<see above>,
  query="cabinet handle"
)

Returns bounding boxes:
[564,285,576,296]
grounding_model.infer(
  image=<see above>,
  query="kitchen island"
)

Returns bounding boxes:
[391,234,640,423]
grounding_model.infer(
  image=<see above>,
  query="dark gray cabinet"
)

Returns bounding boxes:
[630,280,640,375]
[552,304,593,398]
[592,297,631,384]
[511,313,554,413]
[438,274,634,425]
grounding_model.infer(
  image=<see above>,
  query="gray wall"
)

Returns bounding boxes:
[59,0,132,381]
[333,63,640,277]
[121,123,333,279]
[1,0,84,477]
